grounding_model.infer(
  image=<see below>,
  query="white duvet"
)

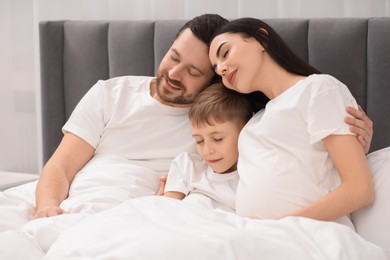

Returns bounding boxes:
[0,154,387,259]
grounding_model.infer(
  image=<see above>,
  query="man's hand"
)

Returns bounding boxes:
[158,175,167,196]
[34,206,66,219]
[345,106,373,154]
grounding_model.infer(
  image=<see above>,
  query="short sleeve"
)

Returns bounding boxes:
[62,80,106,148]
[308,82,358,144]
[164,153,193,195]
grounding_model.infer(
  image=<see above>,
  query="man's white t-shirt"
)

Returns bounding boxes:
[236,74,357,224]
[165,152,239,212]
[63,76,197,174]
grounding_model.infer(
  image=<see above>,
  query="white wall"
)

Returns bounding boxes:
[1,0,389,174]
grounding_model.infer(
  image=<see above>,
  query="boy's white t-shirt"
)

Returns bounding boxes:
[236,74,357,224]
[165,152,239,212]
[63,76,197,173]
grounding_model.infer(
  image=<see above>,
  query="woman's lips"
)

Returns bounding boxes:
[227,70,237,85]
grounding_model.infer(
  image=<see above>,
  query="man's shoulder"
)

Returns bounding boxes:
[101,75,155,89]
[94,76,155,98]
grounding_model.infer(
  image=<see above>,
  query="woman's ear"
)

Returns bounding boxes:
[258,28,268,51]
[259,28,269,36]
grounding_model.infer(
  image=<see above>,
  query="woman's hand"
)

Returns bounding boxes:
[345,106,373,154]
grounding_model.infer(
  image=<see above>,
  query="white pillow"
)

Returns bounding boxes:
[351,146,390,259]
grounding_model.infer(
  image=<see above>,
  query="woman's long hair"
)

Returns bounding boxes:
[211,18,320,112]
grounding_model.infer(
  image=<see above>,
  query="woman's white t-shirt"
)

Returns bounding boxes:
[236,74,357,224]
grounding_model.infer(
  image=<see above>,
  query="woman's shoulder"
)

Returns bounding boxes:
[307,74,343,85]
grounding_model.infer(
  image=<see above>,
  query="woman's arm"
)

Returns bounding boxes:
[287,135,374,221]
[34,132,95,218]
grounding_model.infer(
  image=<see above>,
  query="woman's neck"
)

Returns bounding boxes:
[255,59,306,99]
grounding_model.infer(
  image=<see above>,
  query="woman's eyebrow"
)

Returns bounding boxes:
[216,42,227,58]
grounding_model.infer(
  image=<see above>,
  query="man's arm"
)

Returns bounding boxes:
[34,132,95,218]
[345,106,373,154]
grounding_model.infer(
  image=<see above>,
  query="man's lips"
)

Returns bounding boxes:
[165,78,182,92]
[226,70,237,85]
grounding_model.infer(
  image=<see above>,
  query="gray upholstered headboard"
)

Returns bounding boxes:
[39,18,390,163]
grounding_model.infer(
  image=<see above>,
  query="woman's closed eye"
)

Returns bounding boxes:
[223,50,229,58]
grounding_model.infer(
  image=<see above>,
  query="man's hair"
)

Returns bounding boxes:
[176,14,228,45]
[176,14,228,85]
[189,83,253,128]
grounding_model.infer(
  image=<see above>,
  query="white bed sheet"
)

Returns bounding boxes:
[44,196,385,259]
[0,194,384,259]
[0,152,387,259]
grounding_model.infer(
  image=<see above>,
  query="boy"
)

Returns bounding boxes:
[163,83,253,212]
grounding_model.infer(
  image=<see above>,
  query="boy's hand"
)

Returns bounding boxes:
[158,175,167,196]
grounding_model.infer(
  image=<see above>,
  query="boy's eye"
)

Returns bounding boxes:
[214,138,223,142]
[195,139,204,144]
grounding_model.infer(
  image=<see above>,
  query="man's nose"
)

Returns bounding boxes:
[169,64,184,81]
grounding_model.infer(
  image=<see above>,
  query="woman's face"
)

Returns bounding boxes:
[209,32,265,93]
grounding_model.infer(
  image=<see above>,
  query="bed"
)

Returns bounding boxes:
[0,17,389,259]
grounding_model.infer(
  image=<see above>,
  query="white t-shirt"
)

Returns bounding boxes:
[63,76,197,174]
[236,74,357,222]
[165,152,239,212]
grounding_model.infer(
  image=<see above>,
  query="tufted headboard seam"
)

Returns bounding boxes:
[39,18,390,163]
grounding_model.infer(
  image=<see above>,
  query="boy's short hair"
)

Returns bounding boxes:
[189,83,253,128]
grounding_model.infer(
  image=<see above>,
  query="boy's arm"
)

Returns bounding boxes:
[163,191,185,200]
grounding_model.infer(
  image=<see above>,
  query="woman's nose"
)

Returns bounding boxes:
[217,63,227,76]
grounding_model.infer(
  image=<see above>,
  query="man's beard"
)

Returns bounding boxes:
[155,70,197,105]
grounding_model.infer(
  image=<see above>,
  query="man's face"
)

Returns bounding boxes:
[155,28,215,107]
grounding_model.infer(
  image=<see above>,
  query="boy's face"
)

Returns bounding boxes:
[155,28,215,107]
[192,120,242,173]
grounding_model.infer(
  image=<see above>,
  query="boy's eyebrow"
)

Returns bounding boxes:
[192,131,224,137]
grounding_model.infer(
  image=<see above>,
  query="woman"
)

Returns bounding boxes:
[208,18,374,227]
